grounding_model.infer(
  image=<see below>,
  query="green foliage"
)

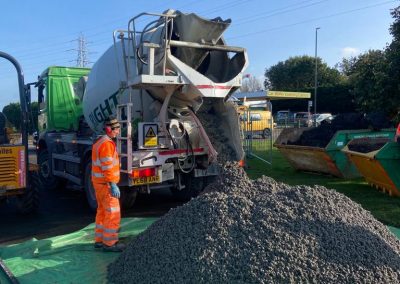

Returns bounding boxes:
[335,57,358,77]
[2,101,38,133]
[385,6,400,119]
[347,50,392,115]
[271,84,355,114]
[264,5,400,118]
[2,102,21,130]
[264,55,343,91]
[264,56,349,114]
[333,5,400,120]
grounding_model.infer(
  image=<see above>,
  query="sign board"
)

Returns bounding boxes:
[308,100,313,107]
[268,91,311,99]
[143,124,158,147]
[0,145,26,189]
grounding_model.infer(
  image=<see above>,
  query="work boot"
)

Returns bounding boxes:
[94,242,103,249]
[103,242,126,252]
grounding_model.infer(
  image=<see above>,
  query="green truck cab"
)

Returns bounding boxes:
[37,66,91,132]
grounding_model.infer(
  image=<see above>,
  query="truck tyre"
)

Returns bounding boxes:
[120,188,138,209]
[17,172,40,214]
[38,149,63,190]
[84,162,97,211]
[171,174,204,201]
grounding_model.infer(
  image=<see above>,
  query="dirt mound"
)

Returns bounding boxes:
[347,137,390,153]
[289,112,394,148]
[108,164,400,283]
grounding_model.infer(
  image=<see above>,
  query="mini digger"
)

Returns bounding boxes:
[0,51,39,213]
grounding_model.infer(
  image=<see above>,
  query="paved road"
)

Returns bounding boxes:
[0,183,182,245]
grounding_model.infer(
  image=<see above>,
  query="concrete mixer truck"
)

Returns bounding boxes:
[34,10,248,210]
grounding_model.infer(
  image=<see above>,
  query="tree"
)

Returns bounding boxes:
[2,103,21,130]
[335,57,358,77]
[240,75,263,92]
[344,5,400,119]
[2,101,38,133]
[264,55,344,91]
[270,85,355,114]
[347,50,391,114]
[385,5,400,119]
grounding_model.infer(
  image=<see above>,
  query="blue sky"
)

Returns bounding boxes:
[0,0,398,109]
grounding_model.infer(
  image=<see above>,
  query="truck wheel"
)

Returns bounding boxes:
[17,172,40,214]
[84,162,98,211]
[120,189,138,209]
[262,128,271,138]
[171,174,204,201]
[38,149,63,190]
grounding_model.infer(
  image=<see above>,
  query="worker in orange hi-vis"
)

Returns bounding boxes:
[91,116,125,252]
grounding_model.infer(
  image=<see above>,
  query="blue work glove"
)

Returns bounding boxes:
[109,183,121,198]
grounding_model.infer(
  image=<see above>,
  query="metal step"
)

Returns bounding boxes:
[117,103,133,173]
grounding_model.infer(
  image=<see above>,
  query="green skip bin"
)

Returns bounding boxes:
[274,128,395,178]
[343,138,400,197]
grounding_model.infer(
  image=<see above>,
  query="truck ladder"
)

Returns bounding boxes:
[113,13,184,90]
[116,103,133,173]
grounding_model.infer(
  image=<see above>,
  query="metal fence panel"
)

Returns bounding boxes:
[240,101,273,165]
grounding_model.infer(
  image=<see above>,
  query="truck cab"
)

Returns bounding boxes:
[37,66,91,133]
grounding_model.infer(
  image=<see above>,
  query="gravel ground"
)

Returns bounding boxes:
[108,163,400,283]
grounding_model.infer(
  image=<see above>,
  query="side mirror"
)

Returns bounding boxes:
[38,84,44,104]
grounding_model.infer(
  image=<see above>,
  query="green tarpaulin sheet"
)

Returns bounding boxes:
[0,217,157,284]
[0,219,399,284]
[389,226,400,239]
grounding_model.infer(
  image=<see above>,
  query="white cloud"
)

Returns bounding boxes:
[340,47,360,58]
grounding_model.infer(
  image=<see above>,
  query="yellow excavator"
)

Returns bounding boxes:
[0,51,39,213]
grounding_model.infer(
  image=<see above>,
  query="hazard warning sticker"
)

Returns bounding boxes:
[143,124,158,147]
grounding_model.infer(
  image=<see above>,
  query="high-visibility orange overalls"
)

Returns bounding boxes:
[91,135,120,247]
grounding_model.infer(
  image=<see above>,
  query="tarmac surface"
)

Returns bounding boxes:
[0,184,182,246]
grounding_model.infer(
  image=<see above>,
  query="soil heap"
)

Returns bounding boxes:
[289,112,394,148]
[347,137,391,153]
[108,163,400,283]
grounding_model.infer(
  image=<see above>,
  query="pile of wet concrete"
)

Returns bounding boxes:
[108,163,400,283]
[289,112,394,148]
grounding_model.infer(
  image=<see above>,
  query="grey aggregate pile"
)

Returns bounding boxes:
[108,163,400,283]
[196,98,238,163]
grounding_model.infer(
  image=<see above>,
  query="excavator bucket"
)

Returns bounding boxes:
[274,128,395,178]
[342,138,400,197]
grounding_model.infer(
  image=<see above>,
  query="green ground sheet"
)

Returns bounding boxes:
[0,218,399,283]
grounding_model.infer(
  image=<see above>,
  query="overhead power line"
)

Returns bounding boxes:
[0,0,397,72]
[234,0,329,26]
[227,0,397,40]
